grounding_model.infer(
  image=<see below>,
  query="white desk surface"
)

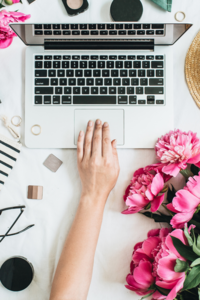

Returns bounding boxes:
[0,0,200,299]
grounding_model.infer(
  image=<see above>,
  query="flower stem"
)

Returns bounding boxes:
[185,289,196,296]
[161,203,174,217]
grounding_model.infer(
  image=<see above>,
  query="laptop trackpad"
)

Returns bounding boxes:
[74,109,124,145]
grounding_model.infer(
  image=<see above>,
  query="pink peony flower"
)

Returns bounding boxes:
[122,165,171,214]
[167,173,200,228]
[126,228,188,300]
[0,10,30,49]
[155,129,200,177]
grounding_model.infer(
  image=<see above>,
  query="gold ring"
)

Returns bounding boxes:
[175,11,186,22]
[31,124,41,136]
[11,116,22,127]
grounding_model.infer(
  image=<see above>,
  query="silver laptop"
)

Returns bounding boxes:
[11,23,192,149]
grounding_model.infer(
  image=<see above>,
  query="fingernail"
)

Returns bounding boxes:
[114,140,117,148]
[96,119,101,125]
[79,131,83,137]
[103,122,109,127]
[88,121,93,127]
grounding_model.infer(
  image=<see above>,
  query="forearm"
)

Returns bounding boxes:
[50,194,106,300]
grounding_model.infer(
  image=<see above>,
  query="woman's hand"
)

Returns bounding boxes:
[77,119,120,205]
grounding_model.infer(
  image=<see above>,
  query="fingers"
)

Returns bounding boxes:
[111,139,120,169]
[102,122,112,157]
[77,130,84,162]
[84,121,94,159]
[92,119,102,156]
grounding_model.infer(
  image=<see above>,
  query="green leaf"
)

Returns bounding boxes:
[0,3,5,8]
[184,224,194,247]
[142,212,172,224]
[171,236,199,261]
[174,259,189,272]
[183,265,200,290]
[180,169,194,179]
[197,236,200,249]
[193,241,200,256]
[191,258,200,267]
[141,292,154,300]
[167,184,176,204]
[191,164,200,176]
[156,286,170,296]
[198,287,200,300]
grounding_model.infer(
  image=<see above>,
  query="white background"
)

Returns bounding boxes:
[0,0,200,299]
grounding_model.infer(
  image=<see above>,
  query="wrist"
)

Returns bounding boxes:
[80,191,108,210]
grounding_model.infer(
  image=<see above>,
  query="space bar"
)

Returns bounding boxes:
[73,96,116,105]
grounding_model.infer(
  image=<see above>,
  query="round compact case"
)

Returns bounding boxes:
[0,257,34,292]
[62,0,89,16]
[110,0,143,22]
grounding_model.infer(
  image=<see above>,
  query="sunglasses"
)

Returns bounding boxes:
[0,205,35,291]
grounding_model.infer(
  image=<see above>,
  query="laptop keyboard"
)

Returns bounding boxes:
[34,54,165,106]
[34,23,165,37]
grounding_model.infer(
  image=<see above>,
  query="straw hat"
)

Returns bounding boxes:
[185,31,200,108]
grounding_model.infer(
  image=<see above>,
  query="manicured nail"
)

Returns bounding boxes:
[79,131,83,137]
[113,140,117,148]
[96,119,101,125]
[88,121,93,127]
[103,122,109,127]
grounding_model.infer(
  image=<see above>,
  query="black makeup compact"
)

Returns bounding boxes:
[0,257,34,291]
[110,0,143,22]
[62,0,89,16]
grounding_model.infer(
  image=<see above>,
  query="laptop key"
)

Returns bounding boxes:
[136,87,143,94]
[82,87,90,94]
[53,61,60,68]
[100,87,107,94]
[60,79,67,85]
[147,96,155,104]
[129,96,137,104]
[146,55,154,60]
[152,24,164,29]
[55,87,62,94]
[35,78,49,86]
[35,24,42,29]
[89,61,96,68]
[143,24,150,29]
[143,61,150,68]
[98,24,105,29]
[109,30,117,35]
[87,78,94,85]
[137,30,145,35]
[51,79,58,86]
[122,78,130,85]
[100,31,108,35]
[44,96,51,104]
[107,24,114,29]
[53,31,61,35]
[81,56,89,60]
[149,78,163,85]
[69,79,76,85]
[119,30,126,35]
[125,61,132,68]
[73,96,116,105]
[80,61,87,68]
[44,61,52,68]
[80,24,87,29]
[118,96,127,104]
[53,96,60,104]
[145,87,164,94]
[72,31,80,35]
[128,56,136,60]
[138,100,146,104]
[89,24,96,29]
[120,70,127,77]
[156,100,164,104]
[73,87,80,94]
[147,30,154,35]
[49,70,56,77]
[78,78,85,85]
[81,30,89,35]
[113,78,121,85]
[147,70,154,77]
[118,87,125,94]
[134,24,141,29]
[138,70,145,77]
[93,70,101,77]
[125,24,132,29]
[109,56,117,60]
[96,78,103,85]
[129,70,136,77]
[104,79,112,86]
[100,55,108,60]
[63,31,71,35]
[127,87,134,94]
[131,78,139,85]
[107,61,114,68]
[53,24,60,29]
[156,55,164,60]
[156,70,164,77]
[44,31,52,35]
[84,70,92,77]
[109,87,116,94]
[152,61,163,68]
[66,70,74,77]
[116,24,123,29]
[91,87,98,94]
[102,70,109,77]
[118,56,126,60]
[128,30,136,35]
[75,70,83,77]
[62,24,69,29]
[35,55,43,60]
[111,70,118,77]
[116,61,123,68]
[98,61,105,68]
[62,61,69,68]
[140,78,148,86]
[91,56,98,60]
[35,61,43,68]
[45,56,52,60]
[62,96,71,104]
[64,87,71,94]
[35,87,53,94]
[35,31,43,35]
[91,31,98,35]
[57,70,65,77]
[35,96,42,104]
[134,61,141,68]
[71,61,78,68]
[63,55,71,60]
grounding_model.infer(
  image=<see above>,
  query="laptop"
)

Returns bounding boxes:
[10,23,192,149]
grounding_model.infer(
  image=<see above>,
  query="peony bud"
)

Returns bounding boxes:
[5,0,20,4]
